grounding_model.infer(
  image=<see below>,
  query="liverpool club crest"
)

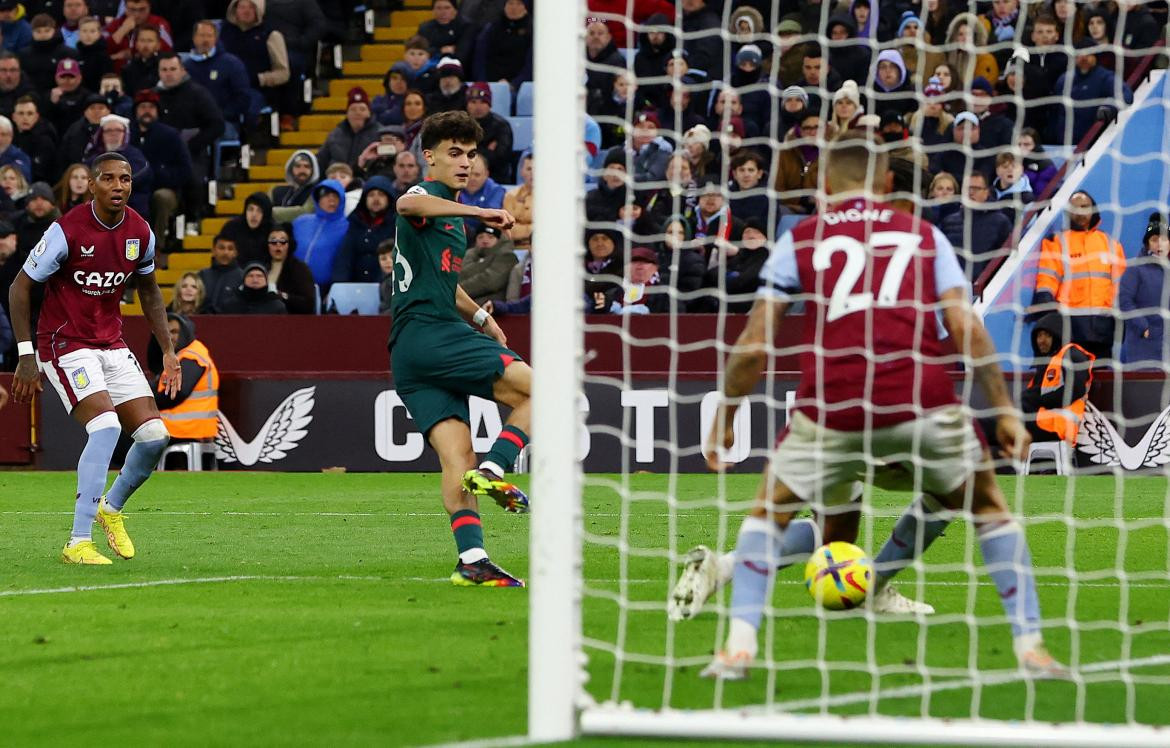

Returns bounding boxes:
[125,239,140,261]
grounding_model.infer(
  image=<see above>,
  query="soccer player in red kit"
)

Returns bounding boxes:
[693,135,1066,680]
[8,152,181,565]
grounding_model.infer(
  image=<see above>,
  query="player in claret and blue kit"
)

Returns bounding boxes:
[391,111,534,587]
[8,152,181,565]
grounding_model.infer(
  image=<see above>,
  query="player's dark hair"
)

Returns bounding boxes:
[90,151,130,176]
[419,111,483,151]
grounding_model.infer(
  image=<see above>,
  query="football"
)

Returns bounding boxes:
[804,542,872,610]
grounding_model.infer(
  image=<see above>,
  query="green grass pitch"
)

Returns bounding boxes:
[1,471,1169,746]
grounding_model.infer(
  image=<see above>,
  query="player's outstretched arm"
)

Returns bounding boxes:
[706,296,790,470]
[8,271,43,404]
[396,191,515,231]
[940,288,1029,461]
[137,270,181,399]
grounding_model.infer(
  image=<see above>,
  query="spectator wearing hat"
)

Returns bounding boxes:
[84,113,153,214]
[504,152,533,248]
[0,0,32,54]
[477,0,533,86]
[119,22,161,96]
[459,222,518,306]
[879,111,908,143]
[1081,8,1116,72]
[940,171,1013,284]
[965,75,1013,149]
[58,92,107,166]
[1051,37,1133,146]
[697,216,770,314]
[824,13,872,88]
[994,48,1047,136]
[218,261,287,314]
[773,84,806,136]
[606,246,667,314]
[220,190,274,266]
[584,17,624,113]
[708,88,758,139]
[13,96,57,183]
[292,178,348,288]
[271,148,319,215]
[679,123,714,182]
[770,17,806,88]
[907,76,954,150]
[680,0,722,81]
[104,0,173,69]
[794,44,841,119]
[459,152,505,240]
[131,87,190,253]
[426,56,468,114]
[418,0,474,68]
[0,114,30,183]
[869,49,917,117]
[633,12,674,106]
[774,111,822,214]
[584,226,624,312]
[465,81,513,183]
[1119,213,1170,368]
[687,175,743,254]
[261,223,315,314]
[186,20,259,134]
[943,13,998,86]
[46,56,92,134]
[73,16,111,92]
[20,14,77,92]
[893,11,939,87]
[0,52,32,118]
[317,86,379,172]
[220,0,294,131]
[374,62,411,126]
[829,80,862,135]
[587,148,628,223]
[627,110,673,183]
[931,111,996,183]
[332,175,395,284]
[1017,127,1058,200]
[15,180,57,253]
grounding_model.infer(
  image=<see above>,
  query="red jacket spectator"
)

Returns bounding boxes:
[104,0,173,71]
[587,0,674,49]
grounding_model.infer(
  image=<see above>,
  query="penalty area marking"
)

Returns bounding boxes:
[0,574,384,598]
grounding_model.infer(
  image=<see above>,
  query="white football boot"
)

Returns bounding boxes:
[668,545,722,621]
[867,584,936,615]
[699,650,753,680]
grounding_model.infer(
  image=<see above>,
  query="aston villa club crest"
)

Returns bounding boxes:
[71,368,90,389]
[125,239,141,261]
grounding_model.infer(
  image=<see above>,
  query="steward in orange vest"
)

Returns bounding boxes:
[1029,190,1125,360]
[149,314,219,440]
[1022,313,1094,444]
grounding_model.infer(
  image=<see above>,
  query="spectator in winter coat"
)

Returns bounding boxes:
[1019,311,1094,445]
[10,96,54,183]
[185,20,258,132]
[388,150,421,202]
[584,18,623,114]
[318,86,380,170]
[60,0,89,48]
[219,261,287,314]
[587,0,673,49]
[119,22,161,96]
[260,0,325,87]
[425,57,468,115]
[46,57,92,135]
[265,224,316,314]
[586,149,628,223]
[0,52,32,118]
[332,176,394,284]
[824,14,872,91]
[58,93,107,169]
[1018,128,1058,199]
[657,213,704,302]
[271,148,318,214]
[503,152,532,248]
[1024,14,1068,97]
[793,44,842,121]
[292,178,348,288]
[990,151,1034,224]
[941,171,1013,284]
[774,114,821,214]
[931,112,997,184]
[1118,213,1169,369]
[73,16,110,92]
[1051,38,1133,146]
[458,153,505,241]
[20,15,77,92]
[104,0,173,70]
[717,217,771,313]
[465,83,512,184]
[966,75,1013,149]
[478,0,532,85]
[417,0,474,68]
[221,191,274,266]
[727,149,768,225]
[680,0,722,82]
[14,182,58,254]
[632,13,674,110]
[869,49,918,118]
[156,51,225,219]
[130,88,190,253]
[83,113,152,215]
[377,238,394,314]
[373,62,410,126]
[1109,0,1162,79]
[944,13,998,85]
[220,0,293,129]
[198,234,244,313]
[627,111,674,184]
[0,115,31,182]
[459,224,518,306]
[0,4,32,54]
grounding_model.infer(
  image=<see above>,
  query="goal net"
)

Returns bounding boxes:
[530,1,1170,744]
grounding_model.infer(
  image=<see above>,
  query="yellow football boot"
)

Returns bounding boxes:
[61,540,113,565]
[97,498,135,560]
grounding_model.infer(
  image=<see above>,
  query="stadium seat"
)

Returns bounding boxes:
[1023,440,1071,475]
[157,440,218,471]
[328,282,381,315]
[509,116,533,153]
[488,81,511,116]
[515,81,534,116]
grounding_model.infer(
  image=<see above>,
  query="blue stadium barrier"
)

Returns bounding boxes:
[328,283,381,315]
[515,81,534,117]
[488,81,511,117]
[509,116,533,153]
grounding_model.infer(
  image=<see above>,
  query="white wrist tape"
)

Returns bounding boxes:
[472,308,489,327]
[17,341,33,357]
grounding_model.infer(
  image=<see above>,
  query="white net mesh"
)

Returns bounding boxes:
[570,1,1170,741]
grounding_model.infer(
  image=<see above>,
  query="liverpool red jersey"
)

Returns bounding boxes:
[758,199,968,431]
[22,203,156,360]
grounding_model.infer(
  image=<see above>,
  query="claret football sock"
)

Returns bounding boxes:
[728,515,785,637]
[481,425,529,478]
[451,509,488,564]
[72,412,121,541]
[105,419,169,511]
[872,495,952,585]
[977,519,1042,637]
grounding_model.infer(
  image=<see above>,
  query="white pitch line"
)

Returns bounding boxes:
[772,654,1170,712]
[0,574,384,598]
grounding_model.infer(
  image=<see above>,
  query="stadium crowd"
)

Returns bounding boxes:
[0,0,1166,370]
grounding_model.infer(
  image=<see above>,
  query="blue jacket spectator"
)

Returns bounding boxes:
[372,61,409,126]
[332,176,395,284]
[130,89,192,191]
[940,172,1013,284]
[458,156,505,239]
[1051,40,1133,146]
[0,116,32,181]
[0,12,32,54]
[1118,214,1169,369]
[292,178,348,287]
[185,20,260,129]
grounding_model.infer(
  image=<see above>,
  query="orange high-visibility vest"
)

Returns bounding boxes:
[1029,343,1095,444]
[160,339,219,439]
[1035,229,1126,312]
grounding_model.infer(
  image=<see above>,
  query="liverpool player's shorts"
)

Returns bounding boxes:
[770,406,983,508]
[390,319,522,436]
[39,347,153,412]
